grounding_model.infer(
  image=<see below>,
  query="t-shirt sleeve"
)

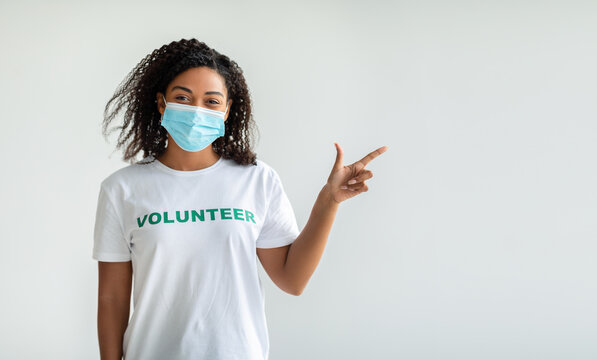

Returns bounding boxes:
[256,168,300,249]
[92,183,131,262]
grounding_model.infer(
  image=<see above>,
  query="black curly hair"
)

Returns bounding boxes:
[102,38,259,166]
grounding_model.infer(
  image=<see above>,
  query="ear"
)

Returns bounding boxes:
[157,92,166,115]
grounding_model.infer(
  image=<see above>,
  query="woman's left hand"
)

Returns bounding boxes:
[326,142,388,204]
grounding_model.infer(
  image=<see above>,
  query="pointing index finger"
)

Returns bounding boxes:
[357,145,388,166]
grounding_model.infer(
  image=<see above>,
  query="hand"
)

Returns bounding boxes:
[325,142,388,204]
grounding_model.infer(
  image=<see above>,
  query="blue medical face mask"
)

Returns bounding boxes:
[160,94,229,152]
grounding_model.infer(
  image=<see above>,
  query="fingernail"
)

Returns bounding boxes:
[340,185,348,190]
[347,179,357,185]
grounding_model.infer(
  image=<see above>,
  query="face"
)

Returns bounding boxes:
[157,66,232,121]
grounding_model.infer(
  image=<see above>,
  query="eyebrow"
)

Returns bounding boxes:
[204,91,225,97]
[171,86,225,98]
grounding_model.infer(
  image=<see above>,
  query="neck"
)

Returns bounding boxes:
[156,139,220,171]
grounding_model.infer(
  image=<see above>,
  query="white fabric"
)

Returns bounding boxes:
[92,155,300,360]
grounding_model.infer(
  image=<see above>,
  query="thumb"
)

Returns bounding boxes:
[333,142,344,171]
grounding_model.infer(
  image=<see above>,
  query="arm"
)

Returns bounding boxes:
[97,261,133,360]
[282,184,338,295]
[283,143,388,295]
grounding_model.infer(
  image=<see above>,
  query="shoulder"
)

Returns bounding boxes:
[223,157,277,178]
[255,158,275,175]
[252,159,287,189]
[254,159,284,185]
[99,157,155,193]
[221,158,286,192]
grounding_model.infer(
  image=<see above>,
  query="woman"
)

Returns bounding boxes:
[93,38,387,360]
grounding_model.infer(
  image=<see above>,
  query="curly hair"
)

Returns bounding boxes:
[102,38,259,166]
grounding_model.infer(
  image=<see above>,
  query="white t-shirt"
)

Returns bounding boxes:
[92,155,300,360]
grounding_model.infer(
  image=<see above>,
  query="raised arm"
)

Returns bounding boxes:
[283,143,388,295]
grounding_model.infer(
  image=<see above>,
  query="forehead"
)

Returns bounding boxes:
[167,67,227,96]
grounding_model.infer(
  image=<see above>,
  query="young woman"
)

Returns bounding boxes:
[93,38,387,360]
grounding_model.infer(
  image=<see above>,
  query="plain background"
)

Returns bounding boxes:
[1,0,596,359]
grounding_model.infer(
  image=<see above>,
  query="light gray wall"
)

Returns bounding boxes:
[0,0,595,359]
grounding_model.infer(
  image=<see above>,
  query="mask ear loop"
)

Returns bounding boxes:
[160,95,167,123]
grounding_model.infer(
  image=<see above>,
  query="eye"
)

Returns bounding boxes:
[175,95,190,101]
[208,99,220,105]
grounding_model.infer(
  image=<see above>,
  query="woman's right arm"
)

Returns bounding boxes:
[97,261,133,360]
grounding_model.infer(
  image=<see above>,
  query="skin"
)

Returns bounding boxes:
[262,143,388,296]
[156,66,233,171]
[97,65,388,359]
[97,261,131,360]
